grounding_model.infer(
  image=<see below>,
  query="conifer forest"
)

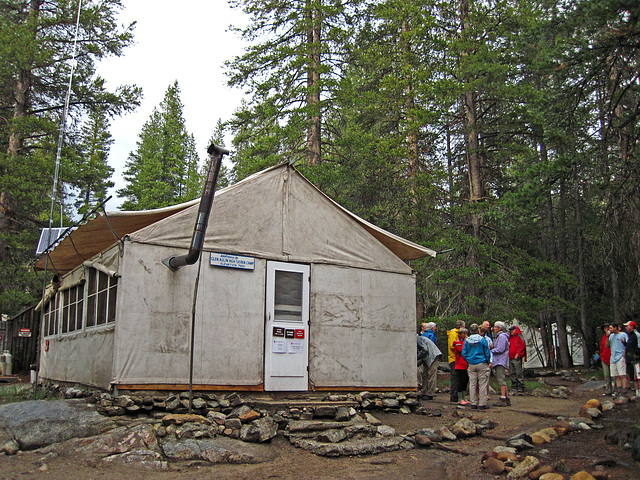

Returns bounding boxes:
[0,0,638,367]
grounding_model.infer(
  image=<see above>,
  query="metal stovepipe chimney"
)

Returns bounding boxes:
[162,143,229,271]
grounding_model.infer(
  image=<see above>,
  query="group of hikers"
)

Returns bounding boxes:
[599,320,640,399]
[417,320,527,410]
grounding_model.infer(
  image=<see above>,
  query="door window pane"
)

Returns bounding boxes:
[274,271,303,322]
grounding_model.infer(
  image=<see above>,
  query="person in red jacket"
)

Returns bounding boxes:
[599,325,613,396]
[508,326,527,394]
[452,328,470,405]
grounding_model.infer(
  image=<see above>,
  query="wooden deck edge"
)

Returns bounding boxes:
[114,383,416,393]
[115,384,264,392]
[311,386,416,392]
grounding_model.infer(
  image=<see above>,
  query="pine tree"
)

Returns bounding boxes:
[71,107,115,215]
[0,0,140,316]
[226,0,363,178]
[118,81,202,210]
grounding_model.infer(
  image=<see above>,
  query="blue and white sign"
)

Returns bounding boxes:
[210,252,255,270]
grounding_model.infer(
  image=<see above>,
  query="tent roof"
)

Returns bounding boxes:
[35,164,436,275]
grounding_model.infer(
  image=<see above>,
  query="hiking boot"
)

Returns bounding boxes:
[493,397,510,407]
[479,405,489,410]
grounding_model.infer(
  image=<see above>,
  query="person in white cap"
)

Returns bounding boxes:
[607,323,628,396]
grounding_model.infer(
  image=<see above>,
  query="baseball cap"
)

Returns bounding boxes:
[508,326,516,331]
[623,321,637,328]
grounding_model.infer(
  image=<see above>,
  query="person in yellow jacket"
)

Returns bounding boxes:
[448,320,466,402]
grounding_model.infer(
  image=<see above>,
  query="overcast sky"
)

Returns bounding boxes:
[97,1,248,210]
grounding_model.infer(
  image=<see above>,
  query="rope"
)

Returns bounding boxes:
[101,206,124,256]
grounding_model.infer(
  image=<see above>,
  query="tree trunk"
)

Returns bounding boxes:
[539,136,572,368]
[459,0,484,313]
[305,0,321,166]
[2,1,39,234]
[574,176,591,366]
[446,124,454,223]
[610,261,622,323]
[539,312,555,368]
[7,1,40,157]
[545,189,572,369]
[402,20,419,178]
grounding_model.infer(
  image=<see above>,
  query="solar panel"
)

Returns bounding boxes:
[36,227,75,255]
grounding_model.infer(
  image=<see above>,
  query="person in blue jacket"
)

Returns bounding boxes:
[462,323,492,410]
[419,322,437,344]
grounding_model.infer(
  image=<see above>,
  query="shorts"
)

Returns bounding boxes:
[633,363,640,381]
[610,357,626,377]
[492,365,507,386]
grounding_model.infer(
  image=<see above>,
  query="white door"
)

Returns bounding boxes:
[264,261,309,391]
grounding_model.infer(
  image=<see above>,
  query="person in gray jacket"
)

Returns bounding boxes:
[491,321,511,407]
[417,335,442,400]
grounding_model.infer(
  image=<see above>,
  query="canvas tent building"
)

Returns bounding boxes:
[35,163,435,392]
[514,322,586,369]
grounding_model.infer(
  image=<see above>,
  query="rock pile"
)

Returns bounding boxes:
[284,419,411,456]
[479,397,636,479]
[282,410,497,456]
[13,382,638,471]
[90,389,497,451]
[91,389,448,427]
[87,389,503,459]
[92,390,427,418]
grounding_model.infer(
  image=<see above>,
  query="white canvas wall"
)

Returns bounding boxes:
[113,243,266,387]
[113,243,418,389]
[38,245,121,389]
[39,327,114,389]
[309,264,417,388]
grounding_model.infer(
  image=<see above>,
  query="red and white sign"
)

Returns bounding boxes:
[18,328,31,337]
[294,329,305,339]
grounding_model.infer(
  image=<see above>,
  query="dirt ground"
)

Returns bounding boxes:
[0,376,639,480]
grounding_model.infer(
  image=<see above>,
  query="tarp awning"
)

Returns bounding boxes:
[34,200,198,274]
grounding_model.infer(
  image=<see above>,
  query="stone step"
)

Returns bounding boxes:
[248,398,359,410]
[289,435,413,456]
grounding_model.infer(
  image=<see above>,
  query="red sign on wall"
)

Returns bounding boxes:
[18,328,31,337]
[294,329,305,339]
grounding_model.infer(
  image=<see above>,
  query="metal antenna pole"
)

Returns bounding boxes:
[36,0,83,399]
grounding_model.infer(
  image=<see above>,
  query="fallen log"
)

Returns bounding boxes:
[432,442,475,456]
